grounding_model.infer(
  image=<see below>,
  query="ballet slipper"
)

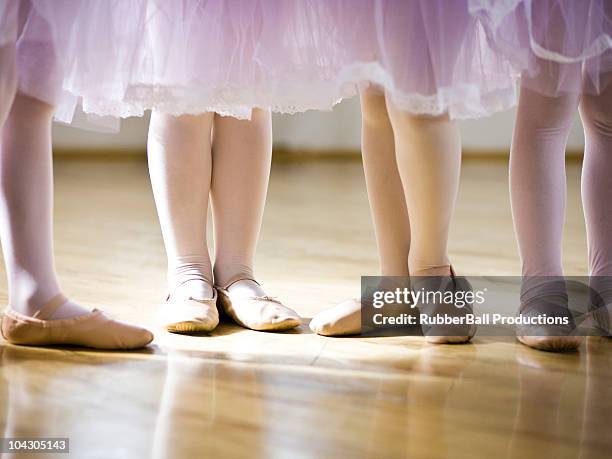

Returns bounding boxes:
[216,278,301,331]
[413,267,476,344]
[515,279,582,352]
[1,294,154,349]
[309,298,361,336]
[516,301,582,352]
[310,277,418,337]
[516,334,583,352]
[160,282,219,334]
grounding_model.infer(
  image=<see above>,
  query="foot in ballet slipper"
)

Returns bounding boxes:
[1,294,153,349]
[413,267,477,344]
[216,279,301,332]
[516,333,583,352]
[516,279,582,352]
[310,298,361,336]
[159,286,219,334]
[311,277,421,337]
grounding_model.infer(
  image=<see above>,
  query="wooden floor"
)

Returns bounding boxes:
[1,157,611,459]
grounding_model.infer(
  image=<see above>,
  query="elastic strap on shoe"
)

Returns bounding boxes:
[32,293,69,320]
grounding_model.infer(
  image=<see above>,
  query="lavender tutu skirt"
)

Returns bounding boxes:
[14,0,149,123]
[470,0,612,96]
[308,0,519,119]
[15,0,519,121]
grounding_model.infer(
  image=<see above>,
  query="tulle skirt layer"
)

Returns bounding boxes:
[17,0,519,121]
[125,0,519,119]
[469,0,612,96]
[15,0,149,124]
[17,0,345,121]
[310,0,518,119]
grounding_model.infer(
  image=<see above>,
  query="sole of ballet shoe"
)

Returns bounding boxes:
[165,319,217,334]
[160,294,219,335]
[216,288,301,332]
[251,317,302,332]
[516,335,583,352]
[516,290,582,352]
[310,323,361,336]
[426,334,473,344]
[1,308,153,350]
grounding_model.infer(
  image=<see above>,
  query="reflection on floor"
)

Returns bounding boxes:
[1,157,610,459]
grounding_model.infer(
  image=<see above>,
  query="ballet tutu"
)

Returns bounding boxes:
[14,0,149,124]
[123,0,518,119]
[122,0,347,119]
[304,0,519,119]
[16,0,519,122]
[469,0,612,96]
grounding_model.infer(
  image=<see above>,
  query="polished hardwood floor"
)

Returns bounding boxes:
[0,157,610,459]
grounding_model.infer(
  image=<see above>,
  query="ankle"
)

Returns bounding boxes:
[168,279,214,301]
[226,279,266,298]
[8,290,92,320]
[409,265,452,277]
[213,265,255,289]
[380,264,410,277]
[168,259,212,288]
[520,277,568,307]
[167,262,214,301]
[8,288,62,316]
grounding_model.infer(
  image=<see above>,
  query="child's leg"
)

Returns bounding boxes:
[511,83,583,351]
[579,81,612,332]
[511,86,579,278]
[360,89,411,277]
[0,94,87,318]
[385,98,476,344]
[147,112,215,301]
[580,85,612,277]
[309,89,410,336]
[210,109,271,294]
[210,109,300,331]
[384,100,460,278]
[0,93,152,348]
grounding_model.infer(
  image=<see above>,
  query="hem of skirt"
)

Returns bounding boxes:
[470,0,612,64]
[54,61,520,123]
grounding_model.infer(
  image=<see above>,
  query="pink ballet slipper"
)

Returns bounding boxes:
[159,285,219,334]
[1,294,154,349]
[216,278,301,332]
